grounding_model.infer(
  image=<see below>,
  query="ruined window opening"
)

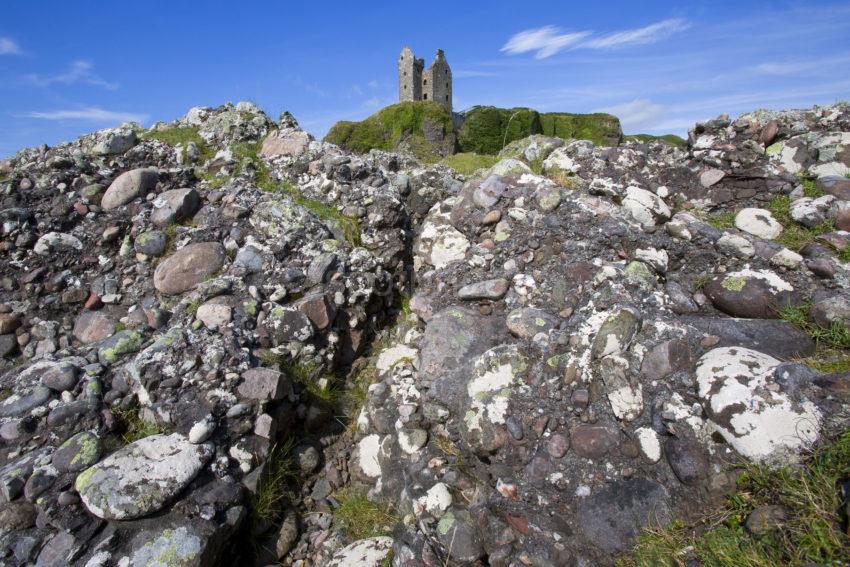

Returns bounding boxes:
[423,93,428,99]
[423,79,427,85]
[403,85,407,89]
[445,83,448,88]
[445,95,449,101]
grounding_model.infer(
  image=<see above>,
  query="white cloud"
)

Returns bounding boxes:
[582,18,690,49]
[22,107,148,123]
[367,80,379,89]
[0,37,21,55]
[754,54,850,75]
[501,19,690,59]
[24,60,118,90]
[501,26,591,59]
[596,99,665,130]
[454,70,499,78]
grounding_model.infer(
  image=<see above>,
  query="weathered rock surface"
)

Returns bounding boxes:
[1,100,849,567]
[76,433,213,520]
[153,242,225,295]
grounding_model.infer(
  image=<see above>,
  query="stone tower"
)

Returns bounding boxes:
[398,47,424,103]
[398,47,452,111]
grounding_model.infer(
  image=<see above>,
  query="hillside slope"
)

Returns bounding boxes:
[324,102,624,159]
[323,101,456,161]
[0,100,849,567]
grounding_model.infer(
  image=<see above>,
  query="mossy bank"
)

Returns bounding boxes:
[324,101,624,161]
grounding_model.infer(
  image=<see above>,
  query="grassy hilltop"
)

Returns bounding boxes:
[323,101,625,161]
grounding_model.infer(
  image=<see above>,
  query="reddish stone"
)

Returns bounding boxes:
[74,203,89,216]
[84,293,103,310]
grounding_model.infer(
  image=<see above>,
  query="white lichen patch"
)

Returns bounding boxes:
[376,345,418,374]
[357,434,382,478]
[608,382,644,422]
[420,482,452,515]
[464,345,527,434]
[326,536,394,567]
[729,267,793,293]
[636,427,661,462]
[695,347,821,463]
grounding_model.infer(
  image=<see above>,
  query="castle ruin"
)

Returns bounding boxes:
[398,47,452,112]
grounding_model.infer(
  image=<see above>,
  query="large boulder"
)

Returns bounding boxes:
[102,168,158,210]
[695,347,821,462]
[153,243,225,295]
[75,433,213,520]
[704,269,799,318]
[150,188,201,227]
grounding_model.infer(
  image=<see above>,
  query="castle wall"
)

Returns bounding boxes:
[398,47,451,111]
[398,47,423,103]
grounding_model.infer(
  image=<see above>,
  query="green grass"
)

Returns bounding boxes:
[324,101,455,162]
[141,126,214,163]
[113,405,164,443]
[332,489,399,540]
[624,133,688,148]
[455,106,623,155]
[706,210,738,230]
[798,174,824,199]
[621,431,850,567]
[339,363,377,433]
[280,358,342,405]
[227,141,362,246]
[778,302,850,350]
[250,441,297,524]
[802,353,850,374]
[767,195,835,251]
[439,152,499,175]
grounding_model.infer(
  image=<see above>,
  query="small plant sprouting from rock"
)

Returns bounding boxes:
[777,302,850,350]
[250,441,297,524]
[113,405,164,443]
[332,489,399,540]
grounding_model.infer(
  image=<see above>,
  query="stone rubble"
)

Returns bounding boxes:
[0,100,848,566]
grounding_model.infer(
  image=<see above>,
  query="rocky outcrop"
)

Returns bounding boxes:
[0,99,848,567]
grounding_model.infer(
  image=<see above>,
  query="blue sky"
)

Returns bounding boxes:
[1,0,849,157]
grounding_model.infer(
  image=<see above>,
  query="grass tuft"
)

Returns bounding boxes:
[113,405,164,443]
[621,431,850,566]
[706,210,737,231]
[803,353,850,374]
[767,195,835,251]
[141,126,214,163]
[777,302,850,350]
[332,489,399,540]
[439,152,499,176]
[250,441,297,524]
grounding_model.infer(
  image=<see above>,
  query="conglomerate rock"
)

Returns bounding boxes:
[0,100,849,566]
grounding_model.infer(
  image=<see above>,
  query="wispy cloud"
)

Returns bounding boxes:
[501,26,591,59]
[292,76,327,97]
[22,107,148,123]
[501,18,690,59]
[24,60,118,90]
[0,37,21,55]
[581,18,690,49]
[754,54,850,76]
[454,69,500,78]
[596,98,665,130]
